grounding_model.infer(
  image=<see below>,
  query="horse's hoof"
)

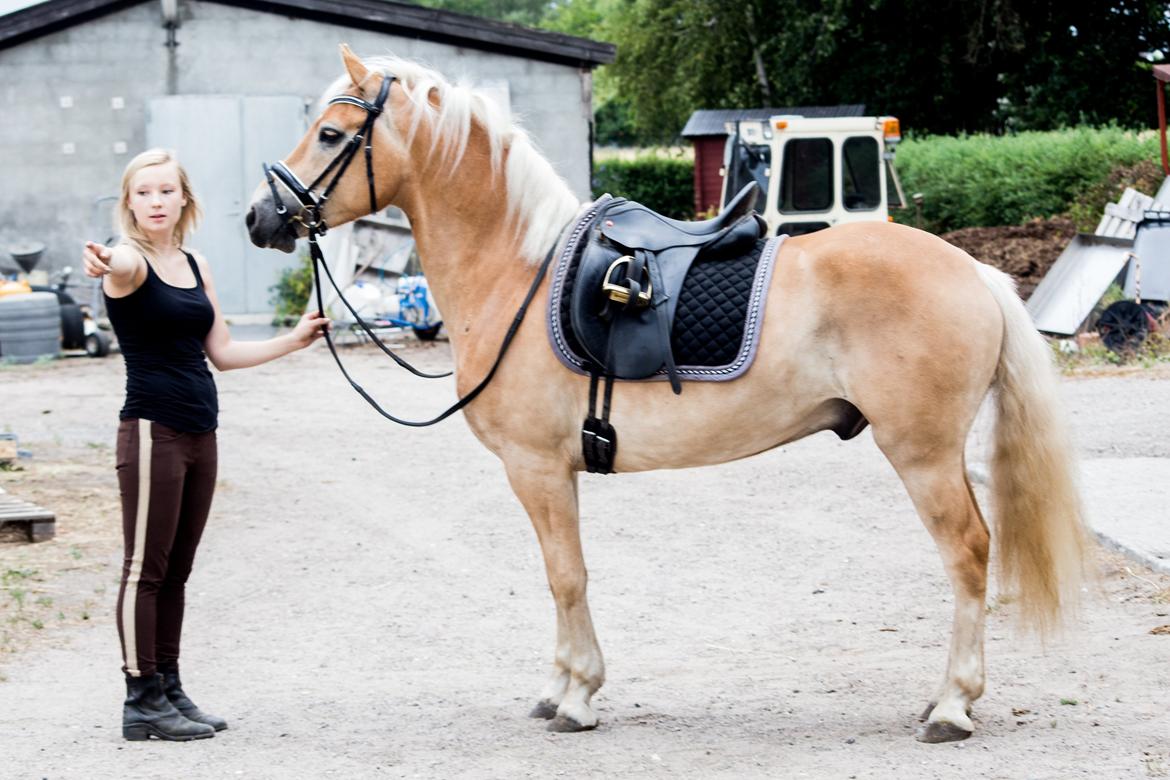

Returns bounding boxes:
[546,715,597,733]
[916,720,973,743]
[528,700,558,720]
[918,702,936,721]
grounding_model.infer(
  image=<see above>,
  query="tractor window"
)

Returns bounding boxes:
[841,136,881,211]
[779,138,832,213]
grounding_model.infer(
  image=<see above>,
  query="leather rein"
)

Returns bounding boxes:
[262,73,556,427]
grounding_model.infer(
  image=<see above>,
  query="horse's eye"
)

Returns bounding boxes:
[318,127,343,145]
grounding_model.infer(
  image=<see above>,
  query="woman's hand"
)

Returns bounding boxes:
[82,241,114,277]
[291,310,331,348]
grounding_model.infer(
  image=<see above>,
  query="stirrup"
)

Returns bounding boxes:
[601,256,653,307]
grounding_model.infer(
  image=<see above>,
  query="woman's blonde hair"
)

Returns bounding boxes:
[116,148,202,256]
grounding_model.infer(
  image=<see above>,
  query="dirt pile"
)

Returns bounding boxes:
[942,217,1077,300]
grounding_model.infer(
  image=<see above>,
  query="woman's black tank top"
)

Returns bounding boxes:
[104,251,218,433]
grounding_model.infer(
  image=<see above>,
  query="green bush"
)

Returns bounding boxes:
[893,127,1161,233]
[269,251,314,323]
[592,156,694,219]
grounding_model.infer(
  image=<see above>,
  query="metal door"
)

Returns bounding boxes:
[147,95,305,313]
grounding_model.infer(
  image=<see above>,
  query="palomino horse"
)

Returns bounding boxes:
[246,46,1089,742]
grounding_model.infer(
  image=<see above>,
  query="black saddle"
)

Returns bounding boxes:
[570,182,766,393]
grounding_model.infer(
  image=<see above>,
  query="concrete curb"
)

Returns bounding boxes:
[1092,529,1170,575]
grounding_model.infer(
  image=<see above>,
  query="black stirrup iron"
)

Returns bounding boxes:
[262,72,560,426]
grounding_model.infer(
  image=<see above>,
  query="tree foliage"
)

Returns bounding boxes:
[400,0,1170,142]
[608,0,1170,141]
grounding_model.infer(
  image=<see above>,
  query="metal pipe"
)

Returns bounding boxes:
[1158,79,1168,177]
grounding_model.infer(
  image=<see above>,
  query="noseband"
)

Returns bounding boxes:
[263,74,395,235]
[259,72,563,427]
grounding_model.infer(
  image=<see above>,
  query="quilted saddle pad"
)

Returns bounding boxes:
[546,199,784,383]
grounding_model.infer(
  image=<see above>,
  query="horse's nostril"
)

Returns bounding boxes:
[245,207,256,229]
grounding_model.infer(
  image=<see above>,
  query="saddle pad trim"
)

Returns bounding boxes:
[546,211,784,382]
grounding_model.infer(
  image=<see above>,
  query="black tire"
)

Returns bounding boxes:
[1097,300,1151,354]
[412,322,442,341]
[60,303,85,349]
[0,293,61,361]
[0,292,59,316]
[0,314,61,334]
[85,330,111,358]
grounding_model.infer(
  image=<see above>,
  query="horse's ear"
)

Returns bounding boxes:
[340,43,370,87]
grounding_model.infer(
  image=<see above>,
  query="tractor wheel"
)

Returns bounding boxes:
[1097,300,1152,354]
[412,322,442,341]
[85,330,111,357]
[60,303,85,350]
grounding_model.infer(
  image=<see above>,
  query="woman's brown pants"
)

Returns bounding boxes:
[114,419,217,678]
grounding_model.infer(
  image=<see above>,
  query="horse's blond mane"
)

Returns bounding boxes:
[322,55,581,264]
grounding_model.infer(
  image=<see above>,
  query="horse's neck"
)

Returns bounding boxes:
[408,206,543,367]
[396,127,579,368]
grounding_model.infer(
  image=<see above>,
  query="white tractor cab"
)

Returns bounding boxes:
[720,115,906,236]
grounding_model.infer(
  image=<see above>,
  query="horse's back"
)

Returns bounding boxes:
[780,220,1001,335]
[785,220,987,291]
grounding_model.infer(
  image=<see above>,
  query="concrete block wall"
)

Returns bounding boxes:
[0,0,593,279]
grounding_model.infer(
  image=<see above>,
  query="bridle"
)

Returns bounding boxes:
[264,74,394,235]
[261,71,560,427]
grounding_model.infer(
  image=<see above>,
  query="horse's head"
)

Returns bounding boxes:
[247,45,407,253]
[249,46,580,265]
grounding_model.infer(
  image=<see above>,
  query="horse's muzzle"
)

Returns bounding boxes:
[246,193,299,254]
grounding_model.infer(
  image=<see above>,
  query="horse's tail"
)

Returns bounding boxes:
[974,262,1090,635]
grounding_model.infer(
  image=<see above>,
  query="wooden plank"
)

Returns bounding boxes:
[0,490,57,543]
[1105,202,1147,223]
[0,510,56,521]
[28,520,55,543]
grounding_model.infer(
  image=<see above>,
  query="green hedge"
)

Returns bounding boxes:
[592,156,694,219]
[893,128,1161,233]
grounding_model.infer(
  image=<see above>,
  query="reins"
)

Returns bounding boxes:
[263,71,559,427]
[310,234,557,426]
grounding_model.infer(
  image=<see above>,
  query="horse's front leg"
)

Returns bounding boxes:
[505,459,604,732]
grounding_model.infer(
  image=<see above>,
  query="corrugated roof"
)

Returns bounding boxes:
[0,0,616,67]
[681,105,867,137]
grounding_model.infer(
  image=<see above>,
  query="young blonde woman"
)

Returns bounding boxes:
[83,148,329,741]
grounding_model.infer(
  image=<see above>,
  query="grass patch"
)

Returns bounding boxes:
[1051,332,1170,371]
[1,568,37,584]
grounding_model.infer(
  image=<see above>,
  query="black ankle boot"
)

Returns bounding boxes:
[162,670,229,732]
[123,673,215,741]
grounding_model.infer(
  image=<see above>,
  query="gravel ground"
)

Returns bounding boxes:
[1,344,1168,779]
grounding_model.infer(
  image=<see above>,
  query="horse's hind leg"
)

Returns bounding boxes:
[504,459,605,732]
[875,435,990,743]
